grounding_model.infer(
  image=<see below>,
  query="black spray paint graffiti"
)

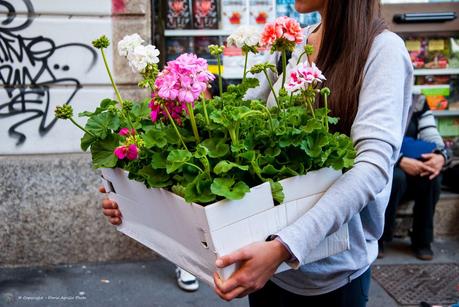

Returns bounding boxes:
[0,0,97,145]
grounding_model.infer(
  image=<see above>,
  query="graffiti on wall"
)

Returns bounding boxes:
[0,0,98,145]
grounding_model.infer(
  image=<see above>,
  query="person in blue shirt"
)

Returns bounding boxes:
[379,95,448,260]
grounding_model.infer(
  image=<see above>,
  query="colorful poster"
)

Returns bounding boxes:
[222,0,248,30]
[249,0,275,28]
[166,0,193,29]
[192,0,219,29]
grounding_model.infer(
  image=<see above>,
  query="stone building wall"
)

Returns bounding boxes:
[0,0,155,267]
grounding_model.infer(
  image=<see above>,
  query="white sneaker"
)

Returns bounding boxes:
[175,267,199,292]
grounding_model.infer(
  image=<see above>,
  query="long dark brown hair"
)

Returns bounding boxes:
[316,0,387,135]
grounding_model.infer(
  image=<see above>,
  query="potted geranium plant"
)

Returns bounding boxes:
[55,17,355,285]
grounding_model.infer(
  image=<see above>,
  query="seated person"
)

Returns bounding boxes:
[379,95,448,260]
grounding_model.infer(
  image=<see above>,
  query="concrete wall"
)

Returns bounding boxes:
[0,0,155,267]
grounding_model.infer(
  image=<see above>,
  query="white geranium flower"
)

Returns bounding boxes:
[127,44,160,73]
[227,26,261,49]
[118,33,145,57]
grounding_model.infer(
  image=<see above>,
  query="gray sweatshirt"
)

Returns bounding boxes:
[245,26,413,295]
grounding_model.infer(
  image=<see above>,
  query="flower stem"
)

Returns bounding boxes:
[281,50,287,90]
[184,162,204,174]
[323,92,329,131]
[261,105,274,135]
[243,51,248,83]
[186,102,200,144]
[228,128,238,146]
[163,106,188,150]
[296,51,306,65]
[303,91,316,118]
[69,117,96,138]
[217,55,223,97]
[100,48,135,131]
[263,69,280,109]
[201,95,210,127]
[101,49,124,106]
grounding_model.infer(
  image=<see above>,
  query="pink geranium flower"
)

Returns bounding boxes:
[149,101,161,122]
[154,53,214,106]
[260,22,282,47]
[283,18,303,44]
[149,99,185,125]
[260,16,303,48]
[286,62,326,93]
[118,128,136,136]
[114,144,139,160]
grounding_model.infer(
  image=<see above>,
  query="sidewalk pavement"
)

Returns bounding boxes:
[1,238,457,307]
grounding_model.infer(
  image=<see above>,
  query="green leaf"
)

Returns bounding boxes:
[303,118,323,133]
[211,178,250,200]
[237,150,256,162]
[261,164,280,176]
[166,149,192,174]
[171,184,186,198]
[231,143,246,153]
[151,151,167,169]
[201,138,229,158]
[80,132,97,151]
[86,112,120,139]
[79,99,117,117]
[143,129,167,149]
[194,144,209,159]
[278,166,299,177]
[300,133,329,158]
[184,173,216,204]
[269,180,284,204]
[328,116,339,125]
[209,109,231,128]
[131,101,151,119]
[91,134,118,168]
[213,160,249,175]
[164,127,181,145]
[138,166,171,188]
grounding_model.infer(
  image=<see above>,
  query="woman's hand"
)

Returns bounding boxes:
[99,186,122,225]
[421,153,445,179]
[213,240,291,301]
[399,157,435,177]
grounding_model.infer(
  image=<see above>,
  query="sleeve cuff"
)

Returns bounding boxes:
[266,234,300,269]
[274,228,305,269]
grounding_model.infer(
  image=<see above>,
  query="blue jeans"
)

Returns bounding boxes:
[248,268,371,307]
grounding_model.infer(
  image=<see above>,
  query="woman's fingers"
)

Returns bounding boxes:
[213,272,247,301]
[216,249,251,268]
[214,271,241,294]
[110,217,121,225]
[103,209,121,217]
[102,199,118,210]
[99,186,106,193]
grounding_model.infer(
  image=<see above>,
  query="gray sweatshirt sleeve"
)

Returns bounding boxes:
[276,32,413,266]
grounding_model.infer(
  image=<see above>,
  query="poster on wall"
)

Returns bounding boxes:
[249,0,275,28]
[221,0,248,30]
[192,0,219,29]
[166,0,193,29]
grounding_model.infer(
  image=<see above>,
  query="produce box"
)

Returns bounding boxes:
[101,167,350,286]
